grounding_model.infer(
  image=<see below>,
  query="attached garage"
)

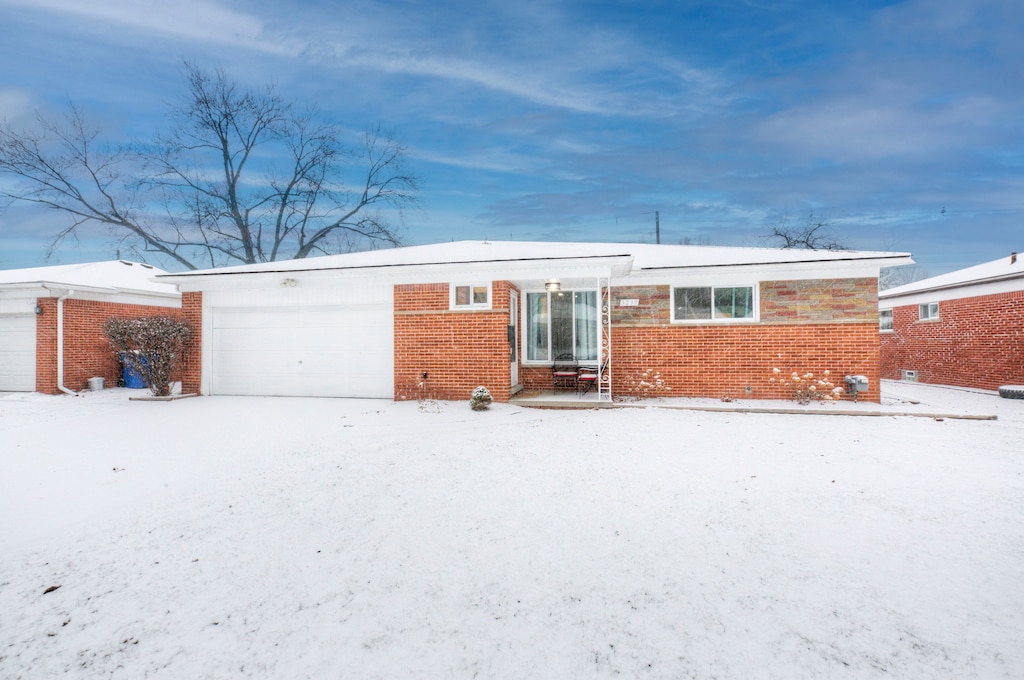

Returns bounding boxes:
[0,313,36,392]
[210,303,393,398]
[0,261,181,394]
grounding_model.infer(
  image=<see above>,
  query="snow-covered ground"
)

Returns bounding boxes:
[1,381,1022,679]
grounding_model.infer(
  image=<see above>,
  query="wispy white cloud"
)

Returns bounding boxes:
[297,1,727,118]
[0,0,301,55]
[0,88,34,122]
[755,90,1002,161]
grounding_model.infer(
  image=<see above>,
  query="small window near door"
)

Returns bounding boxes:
[918,302,939,321]
[452,283,491,310]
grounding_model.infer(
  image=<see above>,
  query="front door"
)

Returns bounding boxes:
[509,290,519,388]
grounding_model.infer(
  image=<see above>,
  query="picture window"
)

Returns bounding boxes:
[672,286,756,322]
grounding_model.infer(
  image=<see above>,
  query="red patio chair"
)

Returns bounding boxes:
[552,353,578,390]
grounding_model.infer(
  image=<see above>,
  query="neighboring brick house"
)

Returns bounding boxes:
[160,241,909,404]
[0,261,181,394]
[879,252,1024,390]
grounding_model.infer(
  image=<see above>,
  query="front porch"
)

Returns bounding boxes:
[509,389,615,409]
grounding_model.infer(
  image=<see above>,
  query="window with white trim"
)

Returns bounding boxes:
[879,309,893,331]
[672,286,756,322]
[918,302,939,321]
[525,290,598,362]
[451,283,491,309]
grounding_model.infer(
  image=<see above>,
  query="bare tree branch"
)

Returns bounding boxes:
[0,63,419,269]
[765,211,848,251]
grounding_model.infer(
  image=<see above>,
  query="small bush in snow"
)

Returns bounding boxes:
[469,386,493,411]
[622,368,671,401]
[104,316,192,397]
[770,368,844,405]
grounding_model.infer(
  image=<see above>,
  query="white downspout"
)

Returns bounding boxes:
[56,289,77,395]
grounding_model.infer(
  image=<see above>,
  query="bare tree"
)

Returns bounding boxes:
[0,63,418,270]
[765,211,848,251]
[879,264,930,290]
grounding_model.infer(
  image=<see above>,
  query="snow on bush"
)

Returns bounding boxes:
[103,316,192,397]
[621,368,671,401]
[770,367,844,405]
[469,386,493,411]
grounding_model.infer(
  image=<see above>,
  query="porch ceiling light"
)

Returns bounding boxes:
[280,278,297,288]
[545,278,561,292]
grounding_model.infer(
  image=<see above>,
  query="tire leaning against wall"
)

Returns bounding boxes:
[997,385,1024,399]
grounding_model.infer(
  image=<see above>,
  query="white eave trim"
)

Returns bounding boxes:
[640,252,912,271]
[880,271,1024,301]
[161,254,636,290]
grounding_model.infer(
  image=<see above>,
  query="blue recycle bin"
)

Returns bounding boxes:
[120,353,149,389]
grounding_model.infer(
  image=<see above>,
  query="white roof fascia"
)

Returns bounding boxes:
[880,272,1024,298]
[37,282,180,304]
[630,257,903,283]
[635,251,911,271]
[880,253,1023,299]
[880,275,1024,308]
[168,255,635,292]
[158,240,911,291]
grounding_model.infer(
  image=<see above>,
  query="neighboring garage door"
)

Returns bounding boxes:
[210,304,393,397]
[0,314,36,391]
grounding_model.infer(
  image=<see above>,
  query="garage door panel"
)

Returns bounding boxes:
[210,304,392,398]
[0,314,36,392]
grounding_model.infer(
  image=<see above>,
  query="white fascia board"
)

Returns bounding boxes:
[37,282,181,306]
[880,275,1024,308]
[628,258,894,285]
[0,295,41,314]
[0,283,47,297]
[0,283,178,313]
[169,255,634,292]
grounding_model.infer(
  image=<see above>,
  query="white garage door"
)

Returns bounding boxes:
[211,304,393,398]
[0,314,36,391]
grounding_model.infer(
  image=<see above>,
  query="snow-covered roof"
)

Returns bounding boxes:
[158,240,911,278]
[880,252,1023,299]
[0,260,180,298]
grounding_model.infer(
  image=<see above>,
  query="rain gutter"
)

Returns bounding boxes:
[42,285,77,395]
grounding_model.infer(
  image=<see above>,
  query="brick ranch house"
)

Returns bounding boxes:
[0,261,181,394]
[879,252,1024,390]
[159,241,910,404]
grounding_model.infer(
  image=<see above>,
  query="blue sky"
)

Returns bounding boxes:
[1,0,1022,275]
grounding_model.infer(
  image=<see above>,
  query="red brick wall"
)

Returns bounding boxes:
[611,323,879,402]
[394,282,516,401]
[181,292,203,395]
[35,298,58,394]
[393,276,880,403]
[589,278,876,401]
[520,278,880,402]
[35,297,184,394]
[880,290,1024,390]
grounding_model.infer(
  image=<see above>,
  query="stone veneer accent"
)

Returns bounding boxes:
[610,278,877,326]
[760,278,877,324]
[601,278,881,402]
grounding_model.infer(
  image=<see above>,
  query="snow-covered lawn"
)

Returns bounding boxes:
[1,382,1022,679]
